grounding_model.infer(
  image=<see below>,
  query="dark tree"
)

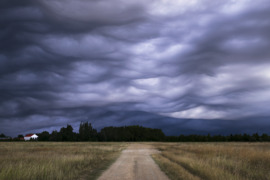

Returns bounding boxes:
[261,133,269,141]
[17,134,24,138]
[0,133,6,138]
[49,130,59,141]
[79,122,97,141]
[99,125,165,141]
[60,124,75,141]
[38,131,50,141]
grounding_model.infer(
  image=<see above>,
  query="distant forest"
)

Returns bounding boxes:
[1,122,270,142]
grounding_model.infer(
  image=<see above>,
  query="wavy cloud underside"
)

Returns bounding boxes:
[1,0,270,136]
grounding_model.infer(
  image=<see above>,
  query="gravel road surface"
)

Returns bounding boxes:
[98,144,169,180]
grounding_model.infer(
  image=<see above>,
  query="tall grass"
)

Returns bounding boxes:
[0,142,126,180]
[152,142,270,180]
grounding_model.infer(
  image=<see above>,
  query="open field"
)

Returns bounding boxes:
[152,142,270,180]
[0,142,126,180]
[1,142,270,180]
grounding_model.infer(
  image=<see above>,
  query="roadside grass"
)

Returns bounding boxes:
[0,142,126,180]
[152,142,270,180]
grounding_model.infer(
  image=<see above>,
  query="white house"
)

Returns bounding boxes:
[24,134,38,141]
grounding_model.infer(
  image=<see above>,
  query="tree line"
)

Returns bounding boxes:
[1,122,270,142]
[166,133,270,142]
[36,122,165,141]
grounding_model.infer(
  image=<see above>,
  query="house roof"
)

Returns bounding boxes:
[25,134,35,137]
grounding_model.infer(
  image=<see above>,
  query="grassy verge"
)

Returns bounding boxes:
[0,142,127,180]
[152,142,270,180]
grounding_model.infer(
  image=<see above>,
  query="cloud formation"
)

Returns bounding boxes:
[1,0,270,136]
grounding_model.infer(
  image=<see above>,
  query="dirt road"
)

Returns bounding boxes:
[98,144,169,180]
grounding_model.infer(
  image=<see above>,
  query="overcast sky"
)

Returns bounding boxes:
[1,0,270,136]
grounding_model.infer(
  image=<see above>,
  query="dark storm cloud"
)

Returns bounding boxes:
[1,0,270,136]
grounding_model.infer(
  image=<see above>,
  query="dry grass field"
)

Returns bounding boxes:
[2,142,270,180]
[152,142,270,180]
[0,142,126,180]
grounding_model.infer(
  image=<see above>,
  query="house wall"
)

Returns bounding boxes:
[31,135,38,139]
[24,137,31,141]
